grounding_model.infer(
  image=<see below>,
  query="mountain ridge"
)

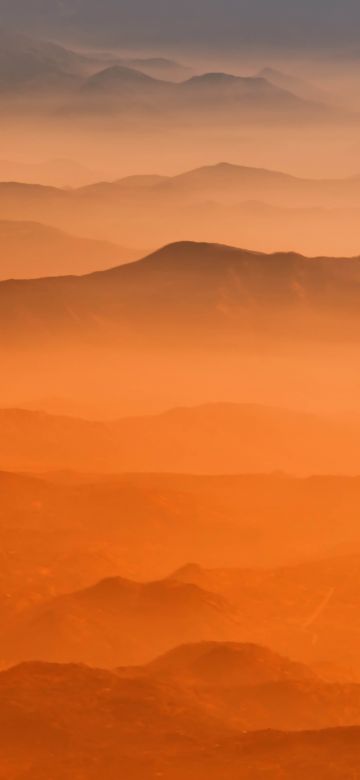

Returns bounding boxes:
[2,401,360,475]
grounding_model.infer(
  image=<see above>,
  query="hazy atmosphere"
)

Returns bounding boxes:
[1,1,360,778]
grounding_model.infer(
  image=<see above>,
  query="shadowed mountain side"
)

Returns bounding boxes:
[140,642,360,731]
[2,242,360,346]
[2,577,241,667]
[2,404,360,474]
[0,220,143,279]
[0,661,230,778]
[146,641,316,686]
[80,64,173,97]
[1,661,360,777]
[5,635,360,733]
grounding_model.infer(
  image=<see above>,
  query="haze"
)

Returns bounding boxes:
[1,4,360,779]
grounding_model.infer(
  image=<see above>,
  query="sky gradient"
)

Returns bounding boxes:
[1,0,360,49]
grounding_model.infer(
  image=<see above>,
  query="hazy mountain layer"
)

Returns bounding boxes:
[2,242,360,351]
[3,469,360,671]
[2,403,360,474]
[0,220,142,279]
[3,166,360,257]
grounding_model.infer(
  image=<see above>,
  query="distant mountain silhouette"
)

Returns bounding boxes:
[77,68,334,120]
[147,640,316,686]
[81,64,172,100]
[178,73,325,114]
[5,471,360,618]
[4,469,360,675]
[0,36,326,122]
[2,241,360,347]
[0,28,344,127]
[0,28,87,94]
[76,161,360,204]
[256,67,331,104]
[4,575,240,667]
[0,220,142,279]
[123,56,193,81]
[157,162,360,206]
[2,167,360,256]
[2,403,360,474]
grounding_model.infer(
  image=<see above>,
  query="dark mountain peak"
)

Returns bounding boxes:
[168,161,301,190]
[147,640,317,684]
[137,240,253,266]
[180,71,298,99]
[180,72,279,96]
[171,562,205,579]
[91,63,161,83]
[58,572,229,613]
[82,64,170,94]
[184,71,242,85]
[72,575,141,602]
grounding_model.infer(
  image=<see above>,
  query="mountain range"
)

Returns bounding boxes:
[0,28,89,95]
[3,576,240,667]
[3,163,360,257]
[5,638,360,734]
[5,549,360,675]
[2,241,360,348]
[6,547,360,677]
[0,29,345,125]
[0,220,142,279]
[4,469,360,643]
[2,403,360,474]
[5,577,360,730]
[2,4,360,778]
[4,472,360,608]
[75,66,332,121]
[172,556,360,677]
[2,658,360,778]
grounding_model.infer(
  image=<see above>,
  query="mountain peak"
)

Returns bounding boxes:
[147,640,318,685]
